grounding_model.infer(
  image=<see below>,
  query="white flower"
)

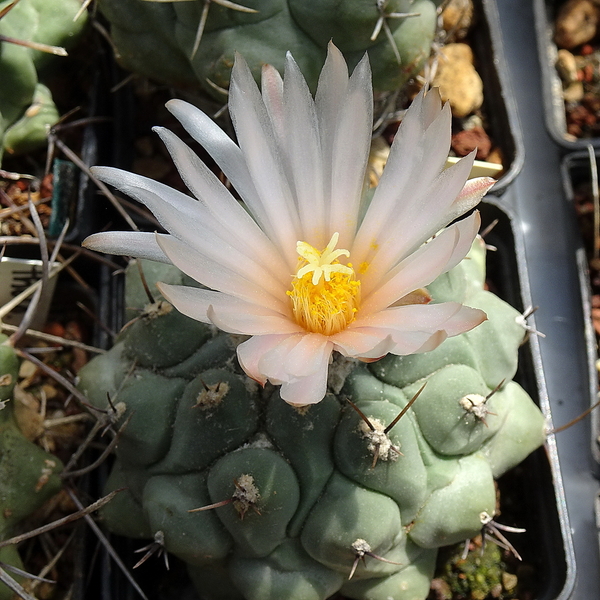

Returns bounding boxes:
[83,43,494,406]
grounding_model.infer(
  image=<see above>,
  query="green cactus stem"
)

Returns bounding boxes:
[77,237,547,600]
[96,0,439,98]
[0,335,63,600]
[0,0,87,162]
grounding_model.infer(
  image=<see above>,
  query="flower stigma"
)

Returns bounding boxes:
[288,232,361,336]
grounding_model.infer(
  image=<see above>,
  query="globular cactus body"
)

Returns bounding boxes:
[78,238,546,600]
[0,336,63,600]
[97,0,439,98]
[0,0,87,161]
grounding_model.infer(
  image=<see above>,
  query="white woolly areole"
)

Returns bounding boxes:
[459,393,490,420]
[358,417,400,462]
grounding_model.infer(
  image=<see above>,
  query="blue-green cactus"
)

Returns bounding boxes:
[77,236,546,600]
[97,0,439,98]
[0,0,87,161]
[0,335,63,600]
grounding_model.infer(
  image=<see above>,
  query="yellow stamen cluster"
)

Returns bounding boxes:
[288,233,361,336]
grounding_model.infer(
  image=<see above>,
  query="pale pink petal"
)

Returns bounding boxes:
[279,362,330,405]
[431,304,487,336]
[332,328,396,358]
[261,63,285,144]
[334,302,484,359]
[412,330,449,353]
[91,164,284,279]
[282,53,326,246]
[386,330,449,355]
[315,43,349,239]
[165,98,269,231]
[282,333,332,378]
[165,98,247,180]
[337,327,444,358]
[158,283,298,334]
[160,229,289,309]
[367,100,451,223]
[91,165,215,231]
[239,332,333,405]
[350,89,450,264]
[83,231,170,264]
[206,305,299,336]
[153,128,290,280]
[357,301,483,332]
[399,87,444,138]
[353,152,476,279]
[431,212,481,274]
[256,334,307,384]
[237,334,305,385]
[157,235,288,313]
[237,332,333,404]
[94,168,291,299]
[315,42,349,143]
[155,283,224,323]
[229,54,301,268]
[327,53,373,249]
[237,334,291,385]
[360,212,481,312]
[444,177,496,225]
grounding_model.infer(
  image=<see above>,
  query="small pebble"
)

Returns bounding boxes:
[486,147,503,165]
[563,81,585,102]
[462,114,484,130]
[581,43,595,55]
[18,360,37,379]
[554,0,599,50]
[451,126,492,160]
[556,48,579,84]
[502,571,518,592]
[432,43,484,118]
[441,0,474,41]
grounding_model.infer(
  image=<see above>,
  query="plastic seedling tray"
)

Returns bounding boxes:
[560,150,600,472]
[495,0,600,596]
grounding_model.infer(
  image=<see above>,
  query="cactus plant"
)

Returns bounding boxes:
[0,335,63,600]
[77,235,546,600]
[97,0,439,98]
[0,0,87,162]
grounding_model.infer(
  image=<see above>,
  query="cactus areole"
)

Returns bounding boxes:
[79,45,546,600]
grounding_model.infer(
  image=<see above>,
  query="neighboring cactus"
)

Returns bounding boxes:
[97,0,439,98]
[0,0,87,161]
[77,236,546,600]
[0,335,63,600]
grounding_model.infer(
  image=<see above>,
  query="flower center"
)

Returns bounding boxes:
[287,232,361,336]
